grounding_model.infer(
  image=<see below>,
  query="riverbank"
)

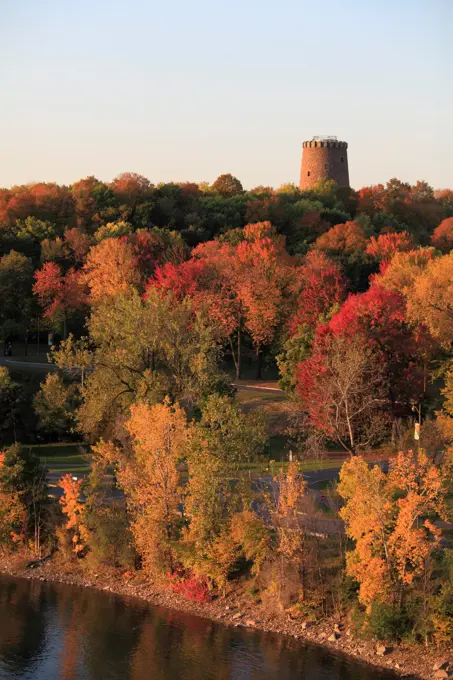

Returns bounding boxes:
[1,554,451,680]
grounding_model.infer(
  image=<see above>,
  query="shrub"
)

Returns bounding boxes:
[368,602,412,640]
[169,568,211,603]
[86,502,135,569]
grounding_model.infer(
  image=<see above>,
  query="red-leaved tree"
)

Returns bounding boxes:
[34,262,87,338]
[431,217,453,253]
[290,251,347,333]
[366,231,415,264]
[328,284,435,408]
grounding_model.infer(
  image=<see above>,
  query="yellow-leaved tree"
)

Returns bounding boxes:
[405,252,453,347]
[95,399,189,577]
[338,451,448,615]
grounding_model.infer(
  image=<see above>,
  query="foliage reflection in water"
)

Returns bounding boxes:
[0,575,399,680]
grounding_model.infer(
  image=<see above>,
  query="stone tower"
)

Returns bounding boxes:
[299,136,349,190]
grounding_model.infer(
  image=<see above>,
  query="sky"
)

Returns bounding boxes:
[0,0,452,190]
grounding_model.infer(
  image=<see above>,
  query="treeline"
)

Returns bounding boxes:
[1,415,452,645]
[0,171,452,353]
[0,171,453,647]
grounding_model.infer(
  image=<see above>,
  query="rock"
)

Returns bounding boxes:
[334,623,341,633]
[433,671,449,680]
[433,662,449,671]
[328,632,340,642]
[301,621,311,630]
[232,612,243,620]
[245,619,256,627]
[375,645,389,657]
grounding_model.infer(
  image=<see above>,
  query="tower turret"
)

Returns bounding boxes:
[299,136,349,190]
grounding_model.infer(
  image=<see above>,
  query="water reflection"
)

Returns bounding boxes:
[0,575,397,680]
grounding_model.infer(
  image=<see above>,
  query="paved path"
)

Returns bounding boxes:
[0,358,57,373]
[232,381,285,395]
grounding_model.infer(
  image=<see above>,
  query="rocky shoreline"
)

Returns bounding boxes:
[1,555,451,680]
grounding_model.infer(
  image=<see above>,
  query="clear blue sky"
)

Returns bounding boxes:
[1,0,451,190]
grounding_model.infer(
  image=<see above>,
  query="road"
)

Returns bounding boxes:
[232,381,284,395]
[0,358,57,373]
[2,360,286,385]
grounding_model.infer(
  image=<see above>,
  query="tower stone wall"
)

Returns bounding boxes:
[299,138,349,190]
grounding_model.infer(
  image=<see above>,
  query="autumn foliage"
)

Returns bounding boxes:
[58,474,89,554]
[365,230,415,263]
[0,452,25,548]
[1,170,453,647]
[290,250,347,332]
[315,221,368,255]
[101,399,189,577]
[339,451,448,611]
[83,238,141,301]
[33,263,86,335]
[431,217,453,252]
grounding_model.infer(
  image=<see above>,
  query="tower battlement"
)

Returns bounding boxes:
[302,140,348,149]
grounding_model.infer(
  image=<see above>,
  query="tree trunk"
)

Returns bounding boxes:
[255,346,262,380]
[344,400,355,455]
[228,326,242,381]
[237,327,241,380]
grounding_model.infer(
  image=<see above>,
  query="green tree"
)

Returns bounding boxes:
[0,250,36,345]
[183,395,267,587]
[16,216,59,242]
[0,367,21,446]
[33,373,78,439]
[276,325,313,393]
[93,221,133,242]
[50,334,93,387]
[83,457,134,568]
[76,288,222,439]
[212,174,244,197]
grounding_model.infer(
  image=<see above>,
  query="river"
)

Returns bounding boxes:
[0,575,399,680]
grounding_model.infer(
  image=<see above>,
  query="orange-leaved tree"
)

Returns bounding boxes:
[365,231,415,264]
[83,238,141,302]
[0,451,26,550]
[387,451,446,599]
[273,461,307,563]
[96,399,189,577]
[315,221,368,256]
[58,473,89,554]
[338,451,448,614]
[431,217,453,253]
[234,225,293,377]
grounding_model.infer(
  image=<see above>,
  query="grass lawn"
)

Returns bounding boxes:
[30,443,90,470]
[46,465,92,475]
[31,440,389,478]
